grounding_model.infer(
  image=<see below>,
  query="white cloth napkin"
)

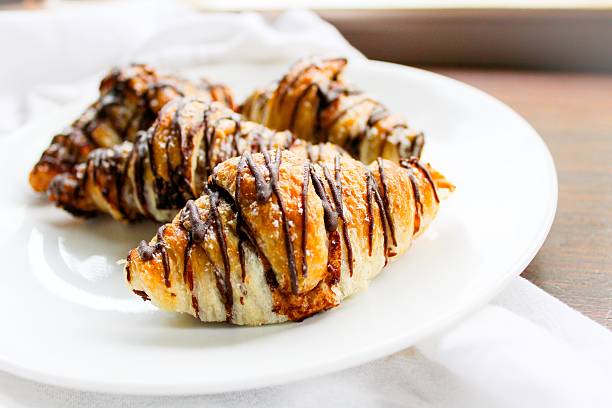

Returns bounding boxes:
[1,2,610,407]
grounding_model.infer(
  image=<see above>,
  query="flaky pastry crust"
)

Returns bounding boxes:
[125,148,453,325]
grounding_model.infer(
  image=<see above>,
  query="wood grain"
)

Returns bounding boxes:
[431,68,612,327]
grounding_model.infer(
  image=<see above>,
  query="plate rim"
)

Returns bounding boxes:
[0,59,558,395]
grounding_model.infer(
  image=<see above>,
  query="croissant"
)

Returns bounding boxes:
[46,98,337,221]
[29,64,234,193]
[241,57,424,164]
[125,148,454,325]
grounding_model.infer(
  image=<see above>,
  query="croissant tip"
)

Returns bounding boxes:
[28,169,47,193]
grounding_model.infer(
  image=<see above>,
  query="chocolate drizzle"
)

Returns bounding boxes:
[168,99,191,197]
[157,226,171,288]
[365,171,374,257]
[133,224,172,291]
[309,165,338,232]
[407,172,423,234]
[235,154,248,282]
[400,157,439,235]
[200,105,215,180]
[408,173,423,212]
[125,253,132,283]
[245,152,272,203]
[407,132,425,159]
[301,162,310,278]
[137,240,157,261]
[147,110,175,210]
[191,295,200,320]
[262,149,299,295]
[376,158,397,247]
[404,158,439,203]
[207,187,233,321]
[179,195,235,322]
[179,201,200,319]
[238,242,247,282]
[133,289,150,301]
[365,168,394,265]
[322,156,354,276]
[184,200,210,244]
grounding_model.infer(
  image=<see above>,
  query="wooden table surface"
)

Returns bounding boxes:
[430,68,612,327]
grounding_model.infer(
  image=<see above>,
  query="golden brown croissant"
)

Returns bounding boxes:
[47,98,341,221]
[125,148,453,325]
[241,57,424,164]
[29,64,235,193]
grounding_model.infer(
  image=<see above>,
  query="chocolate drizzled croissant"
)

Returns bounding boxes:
[29,64,235,193]
[47,98,341,222]
[125,148,454,325]
[241,57,425,164]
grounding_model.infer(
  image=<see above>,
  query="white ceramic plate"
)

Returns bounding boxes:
[0,60,557,395]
